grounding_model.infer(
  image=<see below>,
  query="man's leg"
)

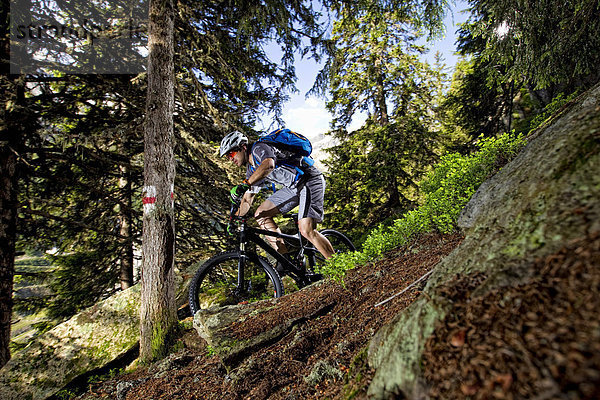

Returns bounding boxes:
[298,217,334,259]
[294,175,333,259]
[254,200,289,253]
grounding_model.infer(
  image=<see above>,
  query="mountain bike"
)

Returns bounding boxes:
[188,205,356,315]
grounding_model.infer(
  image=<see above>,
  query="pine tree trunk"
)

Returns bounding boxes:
[118,164,134,290]
[139,0,177,363]
[376,72,389,126]
[0,2,18,365]
[0,143,17,368]
[386,174,401,209]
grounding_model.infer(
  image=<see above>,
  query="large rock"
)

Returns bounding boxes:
[0,285,140,400]
[194,300,284,368]
[1,257,198,400]
[193,280,334,370]
[367,84,600,398]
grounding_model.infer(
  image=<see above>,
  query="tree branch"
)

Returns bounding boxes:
[19,207,136,240]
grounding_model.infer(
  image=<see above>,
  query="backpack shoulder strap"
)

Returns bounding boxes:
[248,142,258,174]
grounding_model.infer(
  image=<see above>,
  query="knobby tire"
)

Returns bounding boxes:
[188,251,283,315]
[306,229,356,268]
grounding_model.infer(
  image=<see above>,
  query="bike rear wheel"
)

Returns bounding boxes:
[306,229,356,269]
[188,251,284,315]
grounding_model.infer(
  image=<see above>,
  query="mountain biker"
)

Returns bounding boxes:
[220,130,335,262]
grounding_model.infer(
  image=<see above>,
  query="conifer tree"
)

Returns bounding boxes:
[443,0,600,143]
[139,0,177,363]
[321,0,448,237]
[0,0,40,366]
[463,0,600,91]
[3,0,327,360]
[15,75,146,318]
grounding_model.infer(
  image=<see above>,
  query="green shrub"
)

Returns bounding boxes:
[317,132,526,282]
[421,133,526,233]
[529,91,579,130]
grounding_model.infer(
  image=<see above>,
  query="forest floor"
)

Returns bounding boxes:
[73,231,462,400]
[73,230,600,400]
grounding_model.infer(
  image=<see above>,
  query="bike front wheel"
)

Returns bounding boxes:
[188,251,284,315]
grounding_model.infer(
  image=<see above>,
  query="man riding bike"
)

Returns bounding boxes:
[220,130,334,261]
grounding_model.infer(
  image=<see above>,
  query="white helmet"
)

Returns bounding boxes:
[219,131,248,157]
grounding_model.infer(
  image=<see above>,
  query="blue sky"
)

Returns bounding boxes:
[257,1,470,142]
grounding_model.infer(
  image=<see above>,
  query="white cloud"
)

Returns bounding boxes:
[495,21,510,39]
[283,98,331,141]
[283,96,368,141]
[278,96,369,170]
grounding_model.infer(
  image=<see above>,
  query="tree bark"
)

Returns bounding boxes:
[375,72,389,126]
[139,0,177,363]
[385,174,401,209]
[0,139,17,368]
[0,0,17,367]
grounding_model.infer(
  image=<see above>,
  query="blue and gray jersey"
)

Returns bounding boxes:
[246,142,321,193]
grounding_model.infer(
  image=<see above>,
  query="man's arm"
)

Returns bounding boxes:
[237,191,256,216]
[247,157,275,185]
[236,157,274,216]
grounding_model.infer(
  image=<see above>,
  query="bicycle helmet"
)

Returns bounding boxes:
[219,131,248,157]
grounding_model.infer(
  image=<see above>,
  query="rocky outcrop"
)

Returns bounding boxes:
[194,300,284,368]
[367,84,600,398]
[193,280,334,370]
[1,258,198,400]
[0,285,140,400]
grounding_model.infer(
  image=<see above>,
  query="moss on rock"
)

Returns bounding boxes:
[367,84,600,398]
[0,285,141,400]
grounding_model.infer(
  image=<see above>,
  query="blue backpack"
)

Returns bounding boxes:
[250,128,315,185]
[257,128,313,157]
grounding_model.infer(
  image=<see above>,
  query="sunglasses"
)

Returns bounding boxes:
[226,149,239,159]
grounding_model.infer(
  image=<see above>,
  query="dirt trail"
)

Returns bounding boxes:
[75,232,462,400]
[74,231,600,399]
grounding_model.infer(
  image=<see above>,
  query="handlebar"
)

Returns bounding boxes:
[226,203,247,235]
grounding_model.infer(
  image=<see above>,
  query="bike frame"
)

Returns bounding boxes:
[234,214,317,284]
[188,208,353,314]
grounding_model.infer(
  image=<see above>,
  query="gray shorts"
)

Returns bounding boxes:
[268,174,326,222]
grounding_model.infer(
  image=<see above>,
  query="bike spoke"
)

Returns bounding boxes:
[189,252,283,313]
